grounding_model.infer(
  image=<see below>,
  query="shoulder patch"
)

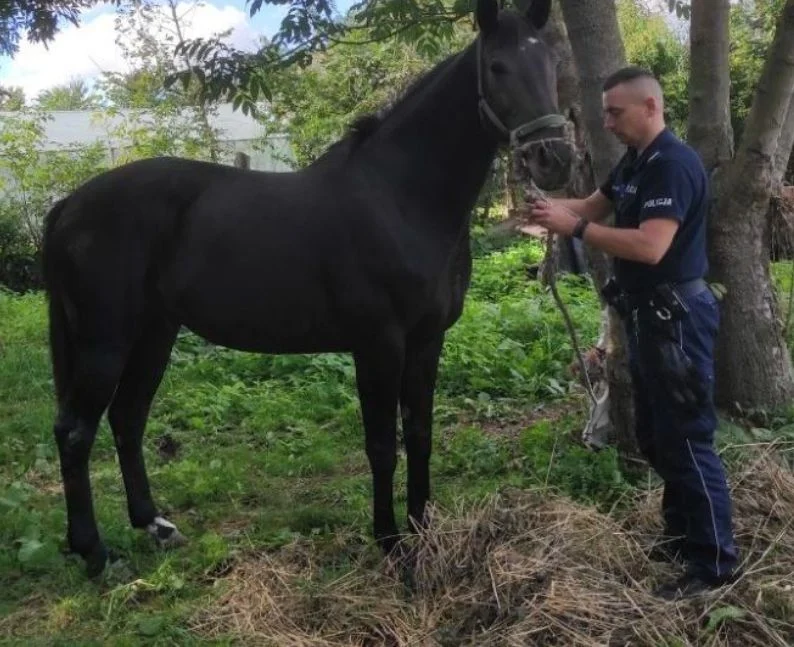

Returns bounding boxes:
[643,197,673,208]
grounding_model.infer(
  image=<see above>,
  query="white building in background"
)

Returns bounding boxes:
[0,103,296,172]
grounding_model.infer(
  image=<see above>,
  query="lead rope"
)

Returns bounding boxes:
[509,148,599,412]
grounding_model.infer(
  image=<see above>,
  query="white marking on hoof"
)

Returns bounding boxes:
[152,515,176,530]
[146,516,188,548]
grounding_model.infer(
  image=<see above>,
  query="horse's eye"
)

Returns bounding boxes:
[490,61,508,75]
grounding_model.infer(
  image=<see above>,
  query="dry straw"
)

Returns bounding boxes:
[191,442,794,646]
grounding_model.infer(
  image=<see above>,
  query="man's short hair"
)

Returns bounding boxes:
[603,66,659,92]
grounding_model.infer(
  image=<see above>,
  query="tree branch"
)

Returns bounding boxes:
[325,13,463,47]
[736,0,794,166]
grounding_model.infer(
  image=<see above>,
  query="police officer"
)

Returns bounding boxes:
[523,66,740,599]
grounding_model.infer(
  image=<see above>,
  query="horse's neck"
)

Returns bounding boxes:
[365,44,498,234]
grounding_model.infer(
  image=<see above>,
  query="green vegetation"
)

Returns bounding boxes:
[0,236,615,641]
[4,235,794,643]
[1,1,792,642]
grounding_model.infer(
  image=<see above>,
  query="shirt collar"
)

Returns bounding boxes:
[628,127,674,170]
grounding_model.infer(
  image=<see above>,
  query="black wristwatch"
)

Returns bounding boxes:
[572,218,589,240]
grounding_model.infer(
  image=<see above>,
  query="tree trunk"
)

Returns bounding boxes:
[687,0,733,171]
[557,0,626,185]
[543,3,593,276]
[708,0,794,410]
[773,91,794,187]
[556,0,640,465]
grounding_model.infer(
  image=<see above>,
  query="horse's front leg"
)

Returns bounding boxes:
[353,333,405,555]
[400,333,444,534]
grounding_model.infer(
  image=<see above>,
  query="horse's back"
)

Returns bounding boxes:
[46,154,471,354]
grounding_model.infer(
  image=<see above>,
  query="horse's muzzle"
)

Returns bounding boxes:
[518,135,573,191]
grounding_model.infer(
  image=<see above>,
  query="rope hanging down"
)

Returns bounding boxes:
[508,147,611,449]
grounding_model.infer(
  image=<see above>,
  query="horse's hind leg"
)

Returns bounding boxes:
[107,316,183,548]
[55,341,126,577]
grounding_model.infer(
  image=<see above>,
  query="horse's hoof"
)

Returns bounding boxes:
[407,513,430,537]
[146,516,188,549]
[99,552,135,585]
[389,541,418,593]
[379,536,416,587]
[83,543,110,579]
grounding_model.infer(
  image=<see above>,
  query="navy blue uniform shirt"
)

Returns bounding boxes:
[599,128,709,293]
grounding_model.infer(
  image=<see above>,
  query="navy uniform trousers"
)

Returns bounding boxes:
[625,286,739,581]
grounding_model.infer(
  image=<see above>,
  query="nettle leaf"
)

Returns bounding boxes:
[705,606,746,633]
[17,538,45,564]
[136,615,166,637]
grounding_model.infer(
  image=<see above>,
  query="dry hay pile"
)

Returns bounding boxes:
[191,444,794,646]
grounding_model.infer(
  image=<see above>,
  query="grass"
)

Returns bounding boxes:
[191,455,794,646]
[0,237,620,643]
[2,237,794,645]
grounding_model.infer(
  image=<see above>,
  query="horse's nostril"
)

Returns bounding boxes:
[536,145,551,168]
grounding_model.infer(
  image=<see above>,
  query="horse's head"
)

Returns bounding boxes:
[476,0,572,190]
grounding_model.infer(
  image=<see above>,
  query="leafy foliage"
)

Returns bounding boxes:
[0,2,239,291]
[167,0,478,115]
[728,0,787,145]
[0,241,605,601]
[0,85,25,111]
[617,0,689,137]
[263,26,467,166]
[35,79,99,111]
[0,0,113,57]
[0,112,108,290]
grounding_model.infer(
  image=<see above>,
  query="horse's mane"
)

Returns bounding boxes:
[315,49,467,161]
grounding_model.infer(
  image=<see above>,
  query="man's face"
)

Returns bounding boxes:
[602,83,650,147]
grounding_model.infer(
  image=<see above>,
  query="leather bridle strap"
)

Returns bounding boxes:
[476,36,568,146]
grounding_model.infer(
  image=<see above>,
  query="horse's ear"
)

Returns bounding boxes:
[525,0,551,29]
[476,0,499,34]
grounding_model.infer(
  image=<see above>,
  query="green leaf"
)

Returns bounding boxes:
[705,605,746,633]
[17,538,44,564]
[709,282,728,300]
[136,615,166,637]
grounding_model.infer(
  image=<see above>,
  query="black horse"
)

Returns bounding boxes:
[42,0,572,576]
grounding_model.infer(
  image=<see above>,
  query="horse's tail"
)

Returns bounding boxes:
[42,198,74,405]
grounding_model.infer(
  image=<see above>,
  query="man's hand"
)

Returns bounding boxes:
[520,198,579,237]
